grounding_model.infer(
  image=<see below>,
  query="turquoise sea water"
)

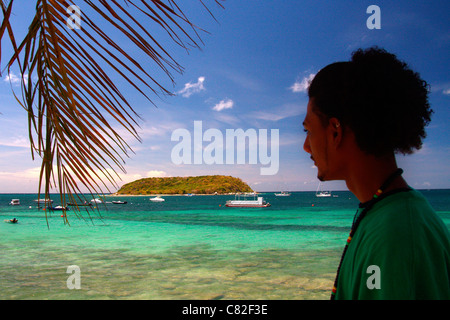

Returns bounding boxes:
[1,190,449,300]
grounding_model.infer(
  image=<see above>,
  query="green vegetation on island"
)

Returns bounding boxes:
[116,175,254,195]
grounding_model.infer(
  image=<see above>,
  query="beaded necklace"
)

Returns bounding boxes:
[330,168,404,300]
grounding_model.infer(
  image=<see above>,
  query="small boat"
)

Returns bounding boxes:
[9,199,20,205]
[34,198,53,204]
[112,200,127,204]
[274,191,291,196]
[91,198,104,204]
[316,183,331,197]
[48,205,68,211]
[225,194,271,208]
[150,196,165,202]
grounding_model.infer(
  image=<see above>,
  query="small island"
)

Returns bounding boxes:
[115,175,254,195]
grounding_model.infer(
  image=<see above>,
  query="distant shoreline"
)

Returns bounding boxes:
[110,192,257,197]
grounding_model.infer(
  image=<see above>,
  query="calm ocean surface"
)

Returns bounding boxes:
[1,190,449,300]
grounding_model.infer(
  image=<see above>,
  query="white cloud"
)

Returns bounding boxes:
[213,113,241,126]
[218,69,263,92]
[250,103,305,122]
[429,82,450,94]
[0,166,41,179]
[212,99,234,112]
[0,135,29,148]
[146,170,167,177]
[177,76,205,98]
[290,73,315,93]
[149,145,161,151]
[139,124,176,138]
[4,71,28,85]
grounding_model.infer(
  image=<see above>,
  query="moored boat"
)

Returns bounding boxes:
[48,205,68,211]
[316,183,331,197]
[150,196,165,202]
[34,198,53,204]
[9,199,20,205]
[316,191,331,197]
[112,200,127,204]
[225,194,270,208]
[274,191,291,196]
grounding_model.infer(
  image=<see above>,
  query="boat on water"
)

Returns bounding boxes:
[225,194,271,208]
[48,205,68,211]
[91,198,104,204]
[316,191,331,197]
[316,183,331,197]
[34,198,53,204]
[112,200,127,204]
[9,199,20,205]
[150,196,165,202]
[274,191,291,196]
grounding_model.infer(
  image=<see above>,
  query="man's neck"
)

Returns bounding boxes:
[344,154,408,203]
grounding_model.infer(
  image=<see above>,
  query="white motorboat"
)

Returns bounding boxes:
[112,200,127,204]
[34,198,53,204]
[48,205,68,211]
[91,198,104,204]
[226,194,270,208]
[274,191,291,196]
[150,196,165,202]
[9,199,20,205]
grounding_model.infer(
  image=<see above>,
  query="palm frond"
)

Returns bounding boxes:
[0,0,224,223]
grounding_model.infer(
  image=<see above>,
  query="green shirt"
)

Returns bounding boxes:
[335,189,450,300]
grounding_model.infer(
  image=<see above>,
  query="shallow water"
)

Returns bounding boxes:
[0,190,448,300]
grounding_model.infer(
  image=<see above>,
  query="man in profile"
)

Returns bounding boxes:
[302,47,450,299]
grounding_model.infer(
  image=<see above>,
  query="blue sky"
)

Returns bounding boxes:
[0,0,449,193]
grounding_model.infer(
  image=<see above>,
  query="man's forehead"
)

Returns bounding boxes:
[303,100,314,124]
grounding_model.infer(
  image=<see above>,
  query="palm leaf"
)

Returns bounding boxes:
[0,0,224,223]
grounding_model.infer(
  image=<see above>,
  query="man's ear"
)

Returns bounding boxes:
[328,117,342,145]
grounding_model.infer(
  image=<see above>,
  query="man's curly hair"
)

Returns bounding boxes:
[308,47,433,157]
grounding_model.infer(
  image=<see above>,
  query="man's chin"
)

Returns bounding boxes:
[318,172,338,182]
[317,169,328,182]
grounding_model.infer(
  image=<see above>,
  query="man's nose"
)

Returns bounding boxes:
[303,136,311,154]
